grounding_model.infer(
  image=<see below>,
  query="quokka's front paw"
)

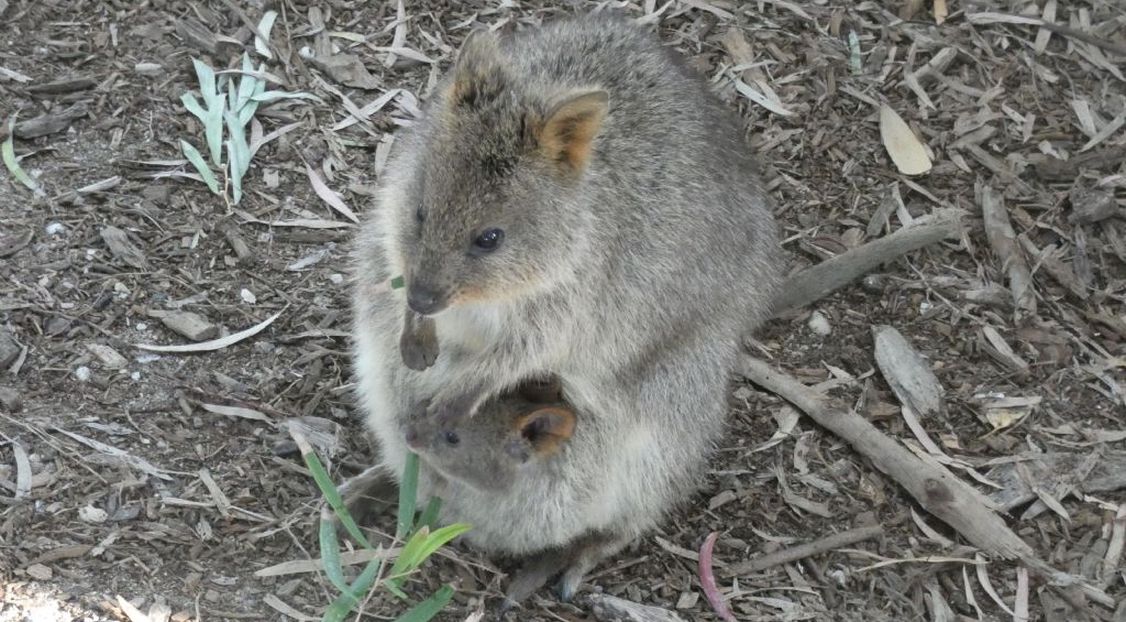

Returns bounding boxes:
[399,312,439,371]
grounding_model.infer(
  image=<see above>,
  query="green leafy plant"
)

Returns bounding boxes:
[296,438,470,622]
[2,114,45,197]
[179,53,317,204]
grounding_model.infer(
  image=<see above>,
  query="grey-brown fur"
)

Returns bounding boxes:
[352,11,782,603]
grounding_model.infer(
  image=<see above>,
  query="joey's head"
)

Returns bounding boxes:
[404,398,577,492]
[397,28,610,316]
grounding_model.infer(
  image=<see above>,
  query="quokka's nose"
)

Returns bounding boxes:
[407,285,445,315]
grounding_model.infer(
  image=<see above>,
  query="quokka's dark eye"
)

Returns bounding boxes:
[415,204,425,223]
[443,431,460,446]
[472,228,504,253]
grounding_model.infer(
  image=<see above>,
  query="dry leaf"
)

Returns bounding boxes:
[933,0,948,24]
[879,104,933,175]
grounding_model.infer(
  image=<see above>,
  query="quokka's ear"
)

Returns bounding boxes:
[516,406,577,457]
[534,89,609,174]
[448,28,505,108]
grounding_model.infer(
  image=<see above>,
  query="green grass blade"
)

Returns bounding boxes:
[414,524,471,565]
[300,450,373,550]
[206,99,224,168]
[392,585,455,622]
[416,497,442,532]
[226,110,251,178]
[2,115,44,197]
[386,527,431,582]
[180,140,220,195]
[321,557,383,622]
[226,140,241,204]
[180,92,207,124]
[192,58,218,107]
[236,53,256,111]
[397,452,420,539]
[318,518,356,597]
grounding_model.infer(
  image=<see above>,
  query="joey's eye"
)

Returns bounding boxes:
[472,228,505,253]
[443,431,460,446]
[415,205,425,224]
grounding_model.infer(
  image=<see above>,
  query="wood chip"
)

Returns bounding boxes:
[100,225,148,269]
[150,310,219,342]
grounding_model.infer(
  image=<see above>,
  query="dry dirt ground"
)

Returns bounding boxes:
[1,0,1124,621]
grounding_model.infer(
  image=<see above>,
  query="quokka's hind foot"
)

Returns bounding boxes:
[326,464,395,528]
[499,531,632,611]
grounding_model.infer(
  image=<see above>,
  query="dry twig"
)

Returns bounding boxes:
[737,355,1115,609]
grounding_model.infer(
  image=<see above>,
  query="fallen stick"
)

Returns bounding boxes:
[979,183,1036,321]
[771,209,963,315]
[724,524,884,576]
[737,355,1115,608]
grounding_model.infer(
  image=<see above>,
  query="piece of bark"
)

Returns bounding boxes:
[737,355,1115,608]
[150,310,219,342]
[400,311,438,371]
[1017,234,1089,300]
[1068,186,1123,225]
[308,54,381,90]
[725,524,884,576]
[0,327,20,369]
[26,76,96,95]
[11,102,88,139]
[0,386,21,412]
[1035,146,1126,181]
[872,325,945,418]
[100,226,148,269]
[771,209,963,315]
[584,593,687,622]
[978,184,1036,322]
[217,219,254,264]
[987,452,1126,510]
[175,18,223,55]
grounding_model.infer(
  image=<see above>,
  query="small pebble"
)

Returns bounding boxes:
[78,505,108,524]
[240,288,257,304]
[45,222,65,235]
[808,311,832,336]
[74,366,92,382]
[329,273,344,285]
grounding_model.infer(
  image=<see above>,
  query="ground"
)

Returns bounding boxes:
[1,0,1124,621]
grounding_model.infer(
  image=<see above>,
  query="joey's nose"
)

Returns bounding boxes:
[407,285,445,315]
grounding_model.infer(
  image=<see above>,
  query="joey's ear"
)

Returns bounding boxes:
[448,28,505,108]
[517,406,577,457]
[534,90,609,174]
